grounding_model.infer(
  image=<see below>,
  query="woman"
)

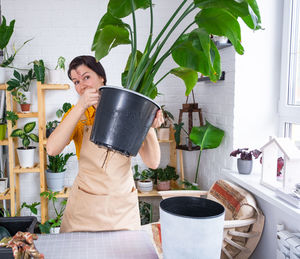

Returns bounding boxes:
[46,55,163,232]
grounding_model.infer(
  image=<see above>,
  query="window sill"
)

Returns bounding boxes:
[221,169,300,219]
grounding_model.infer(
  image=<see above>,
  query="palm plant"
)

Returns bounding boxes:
[92,0,261,99]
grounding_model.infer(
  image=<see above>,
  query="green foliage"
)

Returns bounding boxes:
[10,121,39,148]
[47,152,75,173]
[189,120,225,183]
[7,69,35,92]
[56,102,72,118]
[55,56,66,71]
[160,105,174,128]
[92,0,261,99]
[11,90,27,104]
[29,59,45,83]
[5,111,19,127]
[132,164,153,181]
[150,165,179,183]
[46,120,59,130]
[39,190,67,233]
[139,201,152,225]
[179,179,200,190]
[18,201,40,216]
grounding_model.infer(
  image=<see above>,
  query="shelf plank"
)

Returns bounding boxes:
[138,189,161,197]
[40,84,70,90]
[14,165,40,173]
[0,188,10,200]
[17,112,39,118]
[158,139,173,143]
[55,187,70,198]
[0,139,8,146]
[0,84,6,90]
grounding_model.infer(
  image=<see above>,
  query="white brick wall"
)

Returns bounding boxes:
[1,0,280,221]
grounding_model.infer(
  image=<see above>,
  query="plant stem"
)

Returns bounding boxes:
[194,149,202,183]
[53,198,59,218]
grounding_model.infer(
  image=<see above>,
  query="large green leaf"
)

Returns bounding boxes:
[108,0,151,18]
[170,67,198,96]
[24,122,36,133]
[28,133,39,143]
[22,136,30,148]
[194,0,261,30]
[92,25,131,61]
[195,8,244,55]
[189,120,224,150]
[11,129,24,137]
[0,16,15,50]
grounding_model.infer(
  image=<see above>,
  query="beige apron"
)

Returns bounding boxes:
[60,125,141,232]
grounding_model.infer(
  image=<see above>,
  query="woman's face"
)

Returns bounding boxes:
[70,64,104,95]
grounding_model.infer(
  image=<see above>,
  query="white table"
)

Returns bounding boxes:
[35,230,158,259]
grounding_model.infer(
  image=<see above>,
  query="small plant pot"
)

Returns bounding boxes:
[137,180,153,193]
[157,180,171,191]
[50,227,60,234]
[17,147,36,168]
[0,178,8,193]
[47,69,65,84]
[46,127,56,138]
[0,124,7,140]
[237,158,253,174]
[157,128,170,141]
[46,170,65,192]
[20,103,31,113]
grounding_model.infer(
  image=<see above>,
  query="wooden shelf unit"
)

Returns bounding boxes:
[4,82,70,221]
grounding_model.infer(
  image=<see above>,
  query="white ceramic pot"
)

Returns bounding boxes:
[0,67,7,84]
[17,147,36,168]
[47,69,65,84]
[0,178,8,193]
[46,170,65,192]
[137,180,153,192]
[50,227,60,234]
[157,128,170,141]
[160,197,225,259]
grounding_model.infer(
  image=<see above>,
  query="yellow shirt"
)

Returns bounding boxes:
[62,105,96,159]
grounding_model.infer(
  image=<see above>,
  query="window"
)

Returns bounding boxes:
[279,0,300,147]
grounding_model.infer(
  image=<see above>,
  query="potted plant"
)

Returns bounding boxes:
[90,0,261,156]
[48,56,66,83]
[39,190,67,234]
[0,16,32,83]
[5,110,18,127]
[46,102,71,138]
[46,152,75,192]
[230,148,262,175]
[134,165,154,192]
[0,170,8,193]
[157,105,174,141]
[10,121,39,168]
[150,165,179,191]
[29,59,45,84]
[0,117,6,141]
[7,69,35,112]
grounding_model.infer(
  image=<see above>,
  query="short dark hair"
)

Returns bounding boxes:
[68,55,107,85]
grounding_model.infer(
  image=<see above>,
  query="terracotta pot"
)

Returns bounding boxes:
[20,103,31,112]
[157,180,171,191]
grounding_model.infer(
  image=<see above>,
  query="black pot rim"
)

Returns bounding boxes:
[160,196,225,219]
[99,85,161,110]
[17,146,36,150]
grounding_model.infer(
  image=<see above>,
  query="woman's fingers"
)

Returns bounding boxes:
[151,110,164,128]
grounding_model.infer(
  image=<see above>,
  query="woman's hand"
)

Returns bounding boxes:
[151,109,164,128]
[77,88,100,111]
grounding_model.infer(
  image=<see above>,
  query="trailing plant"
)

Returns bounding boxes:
[39,190,67,233]
[189,120,224,183]
[139,201,152,225]
[149,165,178,184]
[230,148,262,161]
[56,102,72,118]
[160,105,174,128]
[92,0,261,99]
[55,56,66,71]
[47,152,75,173]
[10,121,39,149]
[29,59,45,83]
[11,90,27,104]
[0,16,32,68]
[5,111,19,127]
[7,69,35,92]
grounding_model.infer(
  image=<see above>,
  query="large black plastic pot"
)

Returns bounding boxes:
[90,86,160,156]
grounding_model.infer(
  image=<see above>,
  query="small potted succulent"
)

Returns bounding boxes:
[150,165,179,191]
[11,121,39,168]
[46,152,75,192]
[156,105,174,141]
[134,165,154,193]
[230,148,262,175]
[48,56,66,83]
[7,69,35,112]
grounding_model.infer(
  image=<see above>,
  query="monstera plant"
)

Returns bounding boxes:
[92,0,261,98]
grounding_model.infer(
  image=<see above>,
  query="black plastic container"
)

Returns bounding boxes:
[91,86,160,156]
[0,216,37,259]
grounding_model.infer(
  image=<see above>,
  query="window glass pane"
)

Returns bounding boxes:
[285,123,300,147]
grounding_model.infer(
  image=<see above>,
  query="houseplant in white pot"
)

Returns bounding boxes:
[0,170,8,193]
[90,0,261,156]
[230,148,262,174]
[7,69,35,113]
[46,152,75,192]
[11,121,39,168]
[134,165,154,192]
[47,56,66,84]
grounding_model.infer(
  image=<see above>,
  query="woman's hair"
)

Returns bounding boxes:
[68,55,107,85]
